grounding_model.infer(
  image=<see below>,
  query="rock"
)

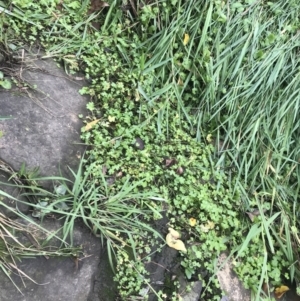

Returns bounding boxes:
[0,50,106,301]
[217,253,251,301]
[134,137,145,150]
[0,218,101,301]
[87,249,118,301]
[145,214,178,301]
[0,170,30,218]
[181,281,202,301]
[0,51,87,181]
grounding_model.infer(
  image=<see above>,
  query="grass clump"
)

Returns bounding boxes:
[0,188,82,293]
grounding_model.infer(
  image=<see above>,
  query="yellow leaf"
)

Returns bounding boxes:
[206,134,213,143]
[177,77,183,86]
[135,89,140,101]
[207,221,215,229]
[83,119,100,132]
[108,116,115,122]
[200,224,209,232]
[189,218,197,227]
[200,221,215,232]
[168,228,181,239]
[166,233,187,253]
[275,285,289,299]
[183,33,190,46]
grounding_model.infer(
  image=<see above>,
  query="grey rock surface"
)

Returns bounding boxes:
[217,253,251,301]
[181,281,202,301]
[1,218,101,301]
[87,249,118,301]
[0,170,30,217]
[0,53,86,178]
[0,50,103,301]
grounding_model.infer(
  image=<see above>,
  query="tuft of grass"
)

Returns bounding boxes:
[1,156,163,269]
[0,189,81,294]
[134,0,300,292]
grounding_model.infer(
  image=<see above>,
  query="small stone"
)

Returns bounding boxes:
[134,137,145,150]
[217,253,251,301]
[181,281,202,301]
[176,166,184,175]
